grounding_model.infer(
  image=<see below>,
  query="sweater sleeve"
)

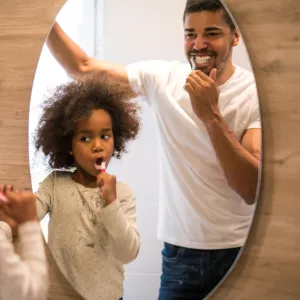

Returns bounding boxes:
[35,172,55,221]
[97,182,140,264]
[0,221,49,300]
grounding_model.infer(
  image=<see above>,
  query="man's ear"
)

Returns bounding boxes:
[232,28,240,46]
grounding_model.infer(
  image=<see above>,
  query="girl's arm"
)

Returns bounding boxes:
[34,172,55,221]
[98,183,140,264]
[0,221,48,300]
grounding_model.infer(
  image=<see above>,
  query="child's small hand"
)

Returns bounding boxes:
[0,190,38,224]
[97,172,117,205]
[0,184,18,235]
[0,184,17,194]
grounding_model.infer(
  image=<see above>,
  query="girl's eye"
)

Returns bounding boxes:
[80,136,90,142]
[102,134,110,140]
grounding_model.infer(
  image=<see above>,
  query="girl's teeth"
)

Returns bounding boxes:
[95,163,102,170]
[94,160,106,171]
[94,159,102,170]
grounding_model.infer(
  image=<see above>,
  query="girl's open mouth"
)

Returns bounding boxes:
[94,158,106,171]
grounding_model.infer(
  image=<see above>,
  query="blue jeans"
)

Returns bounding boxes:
[158,242,241,300]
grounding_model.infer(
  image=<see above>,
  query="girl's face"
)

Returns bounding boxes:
[71,109,114,184]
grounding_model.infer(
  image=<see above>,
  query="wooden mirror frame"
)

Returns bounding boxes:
[1,0,299,299]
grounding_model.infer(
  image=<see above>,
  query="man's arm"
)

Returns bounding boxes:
[205,120,261,205]
[185,69,261,205]
[46,21,128,82]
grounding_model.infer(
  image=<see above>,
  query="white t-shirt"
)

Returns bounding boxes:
[126,60,261,250]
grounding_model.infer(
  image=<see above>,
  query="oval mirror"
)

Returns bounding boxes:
[28,0,262,299]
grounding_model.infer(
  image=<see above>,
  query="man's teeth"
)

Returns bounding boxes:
[194,56,211,64]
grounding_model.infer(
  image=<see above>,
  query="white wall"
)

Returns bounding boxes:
[100,0,252,69]
[29,0,253,299]
[29,0,95,240]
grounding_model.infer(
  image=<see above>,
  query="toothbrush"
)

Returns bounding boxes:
[191,56,196,71]
[100,161,106,173]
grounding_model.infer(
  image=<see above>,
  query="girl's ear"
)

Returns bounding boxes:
[69,151,73,155]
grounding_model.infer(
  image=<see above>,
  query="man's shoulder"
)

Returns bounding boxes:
[234,65,256,83]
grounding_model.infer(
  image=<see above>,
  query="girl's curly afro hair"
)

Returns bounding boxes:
[34,71,141,169]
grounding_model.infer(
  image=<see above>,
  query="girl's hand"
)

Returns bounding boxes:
[0,184,16,194]
[0,184,18,236]
[97,172,117,206]
[0,190,38,224]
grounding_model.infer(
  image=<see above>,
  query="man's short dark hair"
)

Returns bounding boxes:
[183,0,236,31]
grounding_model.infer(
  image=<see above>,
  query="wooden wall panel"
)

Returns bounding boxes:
[0,0,299,299]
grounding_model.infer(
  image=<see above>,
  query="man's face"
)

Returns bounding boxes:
[184,10,239,76]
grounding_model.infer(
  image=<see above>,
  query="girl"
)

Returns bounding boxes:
[0,186,49,300]
[2,71,141,300]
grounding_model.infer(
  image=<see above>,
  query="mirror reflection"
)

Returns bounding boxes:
[0,0,262,300]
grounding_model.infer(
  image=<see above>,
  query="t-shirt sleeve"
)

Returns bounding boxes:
[247,83,261,129]
[34,172,55,221]
[126,60,176,106]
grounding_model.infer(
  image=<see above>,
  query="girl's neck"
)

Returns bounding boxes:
[71,168,97,188]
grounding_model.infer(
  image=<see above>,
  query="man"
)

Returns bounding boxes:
[46,0,261,299]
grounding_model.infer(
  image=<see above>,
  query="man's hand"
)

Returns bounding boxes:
[184,68,220,123]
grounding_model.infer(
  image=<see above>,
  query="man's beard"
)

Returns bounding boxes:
[194,63,218,76]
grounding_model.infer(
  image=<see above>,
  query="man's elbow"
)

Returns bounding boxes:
[77,61,92,74]
[68,64,89,80]
[67,58,95,80]
[228,180,258,206]
[241,183,259,205]
[243,194,256,205]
